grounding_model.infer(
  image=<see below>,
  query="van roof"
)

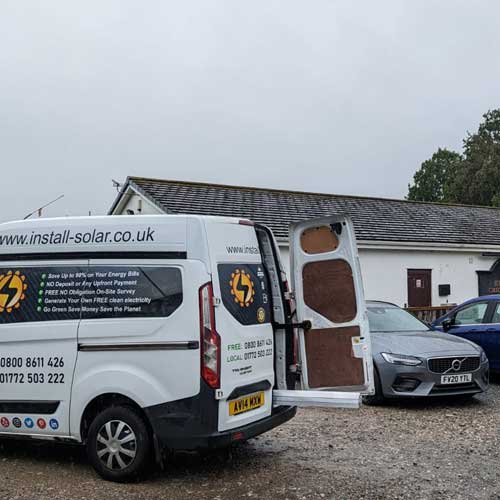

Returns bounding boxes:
[0,214,246,228]
[0,214,253,257]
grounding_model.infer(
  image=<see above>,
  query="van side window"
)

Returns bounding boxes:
[218,264,271,325]
[83,266,182,320]
[0,266,182,324]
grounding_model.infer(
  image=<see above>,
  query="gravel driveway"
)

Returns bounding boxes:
[0,383,499,500]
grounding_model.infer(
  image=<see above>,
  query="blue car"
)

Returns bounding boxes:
[433,295,500,371]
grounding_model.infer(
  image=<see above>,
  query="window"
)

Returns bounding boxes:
[454,302,488,325]
[0,265,182,324]
[367,305,429,332]
[82,266,182,320]
[490,302,500,324]
[218,263,271,325]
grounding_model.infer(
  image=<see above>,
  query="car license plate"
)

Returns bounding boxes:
[229,392,265,416]
[441,373,472,385]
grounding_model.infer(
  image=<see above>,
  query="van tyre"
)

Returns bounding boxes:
[86,406,152,483]
[362,367,384,406]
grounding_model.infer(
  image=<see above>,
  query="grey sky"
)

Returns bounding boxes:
[2,1,500,222]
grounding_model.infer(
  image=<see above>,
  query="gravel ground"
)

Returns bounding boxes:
[0,382,499,500]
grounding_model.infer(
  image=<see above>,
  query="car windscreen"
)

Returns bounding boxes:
[367,305,430,332]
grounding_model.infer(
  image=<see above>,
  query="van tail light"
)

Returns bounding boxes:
[199,282,221,389]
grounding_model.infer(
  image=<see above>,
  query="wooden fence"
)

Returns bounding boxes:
[405,305,455,324]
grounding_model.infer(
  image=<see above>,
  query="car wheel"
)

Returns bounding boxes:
[86,405,152,483]
[362,367,385,406]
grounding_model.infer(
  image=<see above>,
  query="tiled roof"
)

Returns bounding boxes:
[111,177,500,246]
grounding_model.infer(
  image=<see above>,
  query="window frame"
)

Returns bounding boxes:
[485,300,500,326]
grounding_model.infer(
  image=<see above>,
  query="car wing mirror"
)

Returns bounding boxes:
[442,318,454,332]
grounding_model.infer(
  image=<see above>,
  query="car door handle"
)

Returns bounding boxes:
[485,328,497,332]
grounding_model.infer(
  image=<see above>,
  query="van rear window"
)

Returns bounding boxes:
[218,263,271,325]
[0,266,182,324]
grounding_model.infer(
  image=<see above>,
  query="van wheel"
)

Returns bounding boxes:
[86,406,152,483]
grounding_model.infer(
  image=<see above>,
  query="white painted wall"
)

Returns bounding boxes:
[278,244,497,308]
[113,189,163,216]
[358,249,496,307]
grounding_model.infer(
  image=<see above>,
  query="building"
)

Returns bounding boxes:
[109,176,500,308]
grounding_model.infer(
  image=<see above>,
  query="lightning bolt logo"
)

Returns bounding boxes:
[229,269,255,307]
[0,271,28,313]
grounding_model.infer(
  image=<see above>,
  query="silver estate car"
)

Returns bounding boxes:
[363,301,489,405]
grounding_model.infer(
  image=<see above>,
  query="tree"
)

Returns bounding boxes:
[445,109,500,206]
[407,109,500,206]
[407,148,461,202]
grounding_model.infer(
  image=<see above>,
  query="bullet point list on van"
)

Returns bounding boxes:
[28,266,160,320]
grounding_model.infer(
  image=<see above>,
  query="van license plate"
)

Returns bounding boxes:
[441,373,472,385]
[229,392,265,416]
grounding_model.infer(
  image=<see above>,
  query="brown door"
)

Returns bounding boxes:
[407,269,432,307]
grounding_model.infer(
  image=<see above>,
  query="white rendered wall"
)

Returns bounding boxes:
[278,244,497,308]
[114,190,163,215]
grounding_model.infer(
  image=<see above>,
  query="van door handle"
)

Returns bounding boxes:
[273,320,312,331]
[486,328,497,332]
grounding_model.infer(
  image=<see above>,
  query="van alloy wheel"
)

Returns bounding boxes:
[96,420,137,470]
[86,406,152,482]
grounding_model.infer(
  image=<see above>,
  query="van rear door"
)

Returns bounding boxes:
[204,219,275,432]
[273,215,373,408]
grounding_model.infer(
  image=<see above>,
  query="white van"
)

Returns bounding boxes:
[0,214,372,482]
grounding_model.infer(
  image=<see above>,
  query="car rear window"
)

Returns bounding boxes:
[367,304,429,332]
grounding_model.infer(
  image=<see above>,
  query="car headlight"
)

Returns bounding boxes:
[381,352,423,366]
[480,349,488,363]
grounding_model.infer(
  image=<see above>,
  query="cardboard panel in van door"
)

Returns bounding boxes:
[290,216,373,393]
[0,263,84,437]
[302,260,357,324]
[304,326,364,388]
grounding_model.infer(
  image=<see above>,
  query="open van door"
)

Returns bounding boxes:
[273,216,373,409]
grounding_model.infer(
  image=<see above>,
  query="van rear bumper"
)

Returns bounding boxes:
[145,402,296,451]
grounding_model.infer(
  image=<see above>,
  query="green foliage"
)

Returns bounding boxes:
[407,148,461,202]
[446,109,500,206]
[408,109,500,206]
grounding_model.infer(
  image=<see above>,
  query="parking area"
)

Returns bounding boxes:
[0,382,498,500]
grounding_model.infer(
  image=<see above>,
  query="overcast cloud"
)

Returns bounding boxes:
[1,1,500,222]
